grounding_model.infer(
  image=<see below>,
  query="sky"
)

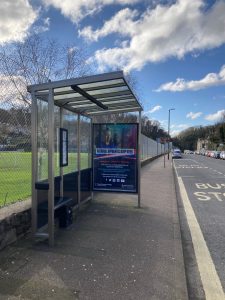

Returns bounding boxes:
[0,0,225,136]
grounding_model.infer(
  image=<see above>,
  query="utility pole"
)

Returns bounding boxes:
[168,108,175,159]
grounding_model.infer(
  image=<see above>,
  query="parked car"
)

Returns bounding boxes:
[210,151,215,158]
[220,151,225,159]
[206,151,212,157]
[172,149,182,159]
[200,149,206,155]
[184,150,194,154]
[214,151,221,159]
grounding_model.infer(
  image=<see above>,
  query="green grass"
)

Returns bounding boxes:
[0,152,90,207]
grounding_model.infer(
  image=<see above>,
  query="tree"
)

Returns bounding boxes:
[174,117,225,152]
[0,34,91,157]
[0,34,91,108]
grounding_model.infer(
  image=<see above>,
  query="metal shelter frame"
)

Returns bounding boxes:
[28,71,143,246]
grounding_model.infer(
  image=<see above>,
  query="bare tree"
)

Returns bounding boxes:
[0,34,92,163]
[0,34,91,108]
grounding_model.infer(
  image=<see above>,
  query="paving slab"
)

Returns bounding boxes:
[0,157,188,300]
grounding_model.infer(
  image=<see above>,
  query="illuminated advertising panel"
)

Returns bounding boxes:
[93,123,138,193]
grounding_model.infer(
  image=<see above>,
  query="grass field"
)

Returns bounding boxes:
[0,152,90,207]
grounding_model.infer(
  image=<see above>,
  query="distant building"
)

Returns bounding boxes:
[197,138,209,151]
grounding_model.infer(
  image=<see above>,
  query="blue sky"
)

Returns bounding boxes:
[1,0,225,135]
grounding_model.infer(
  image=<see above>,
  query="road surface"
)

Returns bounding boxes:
[173,154,225,300]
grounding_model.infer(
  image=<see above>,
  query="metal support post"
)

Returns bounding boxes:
[138,110,142,208]
[77,114,81,209]
[164,143,166,168]
[168,108,175,160]
[48,88,55,246]
[90,118,94,201]
[157,140,158,156]
[60,108,64,198]
[31,90,38,238]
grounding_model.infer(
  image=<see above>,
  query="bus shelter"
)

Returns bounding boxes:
[28,71,143,246]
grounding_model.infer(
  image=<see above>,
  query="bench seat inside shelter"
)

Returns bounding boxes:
[35,168,92,228]
[35,179,73,228]
[37,196,73,229]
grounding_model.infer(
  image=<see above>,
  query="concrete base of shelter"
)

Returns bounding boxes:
[0,156,188,300]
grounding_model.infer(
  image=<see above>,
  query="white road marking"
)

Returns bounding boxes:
[174,164,225,300]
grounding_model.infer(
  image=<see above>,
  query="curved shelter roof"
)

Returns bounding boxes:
[27,71,143,116]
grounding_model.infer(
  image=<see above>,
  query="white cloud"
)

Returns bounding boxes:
[170,130,179,136]
[205,109,225,122]
[79,8,139,41]
[186,112,202,119]
[0,0,38,45]
[82,0,225,72]
[170,124,189,136]
[42,0,140,24]
[33,17,51,34]
[171,124,188,129]
[146,105,162,114]
[156,65,225,92]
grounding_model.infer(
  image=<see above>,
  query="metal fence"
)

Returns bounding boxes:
[0,85,31,207]
[141,134,168,160]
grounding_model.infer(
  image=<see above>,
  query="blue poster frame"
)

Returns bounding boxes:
[92,123,139,193]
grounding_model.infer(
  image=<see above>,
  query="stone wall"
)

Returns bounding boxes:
[0,200,31,251]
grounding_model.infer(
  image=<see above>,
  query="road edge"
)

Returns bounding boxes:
[172,160,206,300]
[170,160,189,300]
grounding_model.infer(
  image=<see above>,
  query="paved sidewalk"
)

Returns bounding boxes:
[0,157,188,300]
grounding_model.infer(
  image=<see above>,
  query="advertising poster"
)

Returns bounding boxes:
[93,123,138,193]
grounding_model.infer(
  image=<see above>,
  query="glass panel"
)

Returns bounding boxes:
[62,110,78,205]
[54,92,82,101]
[97,95,134,101]
[78,78,124,89]
[102,99,135,105]
[80,116,91,170]
[37,99,48,181]
[88,86,129,96]
[62,110,78,174]
[54,106,60,177]
[80,116,91,202]
[36,98,49,228]
[71,103,95,108]
[69,100,91,105]
[54,86,73,94]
